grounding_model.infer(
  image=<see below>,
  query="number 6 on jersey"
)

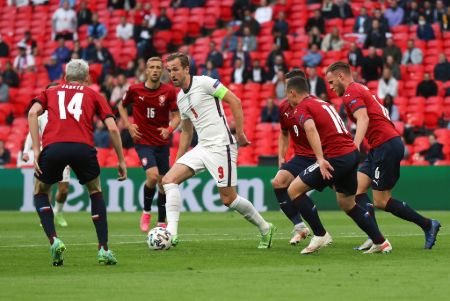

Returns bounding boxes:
[58,91,83,122]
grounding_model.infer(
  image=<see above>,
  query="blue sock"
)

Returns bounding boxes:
[274,188,302,225]
[292,194,326,236]
[157,192,166,223]
[34,193,57,245]
[347,204,385,244]
[355,193,379,229]
[144,185,156,212]
[385,198,430,231]
[90,192,109,250]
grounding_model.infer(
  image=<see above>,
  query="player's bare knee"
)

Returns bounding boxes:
[85,177,102,195]
[272,178,288,189]
[34,180,51,195]
[219,187,237,206]
[373,198,388,210]
[58,183,69,195]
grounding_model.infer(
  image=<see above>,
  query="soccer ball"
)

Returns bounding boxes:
[147,227,172,250]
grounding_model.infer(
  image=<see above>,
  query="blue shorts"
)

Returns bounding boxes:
[299,150,359,196]
[36,142,100,185]
[135,144,170,174]
[359,136,403,191]
[280,155,316,177]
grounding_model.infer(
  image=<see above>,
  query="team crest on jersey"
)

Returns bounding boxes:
[142,157,148,166]
[349,99,357,107]
[159,95,166,106]
[213,79,220,88]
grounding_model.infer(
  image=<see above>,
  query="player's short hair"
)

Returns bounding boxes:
[326,61,351,75]
[147,56,163,65]
[285,69,306,79]
[46,82,59,89]
[286,76,309,94]
[65,59,89,82]
[166,52,190,69]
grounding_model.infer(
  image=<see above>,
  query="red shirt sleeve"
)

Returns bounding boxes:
[297,106,313,129]
[343,92,366,116]
[121,87,134,106]
[32,90,48,110]
[169,87,178,111]
[96,92,114,120]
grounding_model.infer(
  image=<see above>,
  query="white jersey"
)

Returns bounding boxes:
[177,76,236,148]
[23,111,49,153]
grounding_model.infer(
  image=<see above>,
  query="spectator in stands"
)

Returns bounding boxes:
[71,40,83,59]
[134,58,146,82]
[77,0,92,28]
[52,0,77,41]
[232,0,252,21]
[416,72,438,97]
[348,42,363,67]
[206,42,223,68]
[13,43,35,73]
[0,75,9,103]
[221,26,238,52]
[416,15,436,41]
[401,39,423,65]
[88,13,108,40]
[403,0,420,25]
[53,37,71,65]
[100,74,115,100]
[111,73,130,108]
[94,120,110,148]
[44,55,63,81]
[308,26,322,48]
[143,3,157,29]
[2,62,19,88]
[353,7,372,35]
[422,1,434,24]
[333,0,353,19]
[373,8,390,33]
[249,59,267,83]
[273,70,286,99]
[0,141,11,166]
[116,16,133,41]
[272,11,289,36]
[0,35,9,58]
[82,36,96,62]
[155,7,172,31]
[434,53,450,82]
[321,0,336,19]
[135,20,157,61]
[364,19,387,49]
[433,0,447,23]
[242,26,257,52]
[59,0,75,7]
[173,0,205,8]
[238,8,261,36]
[261,97,279,123]
[254,0,273,24]
[303,44,322,68]
[306,10,325,34]
[273,29,289,51]
[383,37,402,64]
[232,40,251,70]
[266,44,283,71]
[231,58,249,84]
[378,68,398,99]
[131,2,145,26]
[384,0,404,27]
[107,0,131,10]
[119,60,136,78]
[19,31,37,56]
[361,46,383,82]
[414,133,444,165]
[179,45,197,76]
[440,6,450,31]
[321,27,344,51]
[93,40,115,76]
[201,60,220,80]
[268,54,287,81]
[307,66,327,99]
[383,94,400,121]
[385,55,401,80]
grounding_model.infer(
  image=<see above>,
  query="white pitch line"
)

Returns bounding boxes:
[0,232,447,249]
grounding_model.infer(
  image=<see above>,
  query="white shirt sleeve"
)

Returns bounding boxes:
[201,76,228,100]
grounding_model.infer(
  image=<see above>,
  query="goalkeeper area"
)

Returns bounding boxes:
[0,210,448,301]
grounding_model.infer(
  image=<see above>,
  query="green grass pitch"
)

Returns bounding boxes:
[0,211,448,301]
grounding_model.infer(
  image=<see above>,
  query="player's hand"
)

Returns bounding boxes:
[278,157,285,168]
[33,147,42,176]
[236,132,251,147]
[353,140,361,151]
[318,158,334,180]
[117,160,127,181]
[22,153,30,162]
[158,127,171,139]
[128,124,142,140]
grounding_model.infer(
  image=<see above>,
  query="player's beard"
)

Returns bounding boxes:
[336,82,345,96]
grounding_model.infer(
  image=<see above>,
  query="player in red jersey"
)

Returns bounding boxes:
[28,59,127,266]
[118,57,180,232]
[285,76,390,254]
[325,62,440,251]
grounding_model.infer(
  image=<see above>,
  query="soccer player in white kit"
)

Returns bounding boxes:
[162,53,275,248]
[23,101,71,227]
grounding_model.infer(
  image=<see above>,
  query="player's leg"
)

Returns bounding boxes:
[354,169,377,250]
[370,137,440,249]
[156,180,167,227]
[155,145,171,227]
[272,168,309,245]
[54,168,70,227]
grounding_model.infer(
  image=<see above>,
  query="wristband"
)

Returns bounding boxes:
[167,126,174,134]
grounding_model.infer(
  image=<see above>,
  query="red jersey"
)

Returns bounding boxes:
[122,82,178,146]
[296,95,356,158]
[34,83,113,148]
[342,82,399,149]
[279,99,315,158]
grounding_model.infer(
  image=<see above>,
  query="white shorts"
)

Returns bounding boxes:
[60,166,71,183]
[177,144,238,187]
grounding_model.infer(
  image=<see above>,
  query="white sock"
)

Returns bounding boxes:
[229,195,270,234]
[163,183,181,236]
[143,210,151,215]
[54,201,64,213]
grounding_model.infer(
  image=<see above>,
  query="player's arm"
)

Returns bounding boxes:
[221,90,250,146]
[176,118,194,161]
[158,110,181,140]
[303,119,334,180]
[28,102,44,175]
[104,117,127,181]
[22,132,32,162]
[117,99,142,141]
[278,129,289,168]
[352,108,369,151]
